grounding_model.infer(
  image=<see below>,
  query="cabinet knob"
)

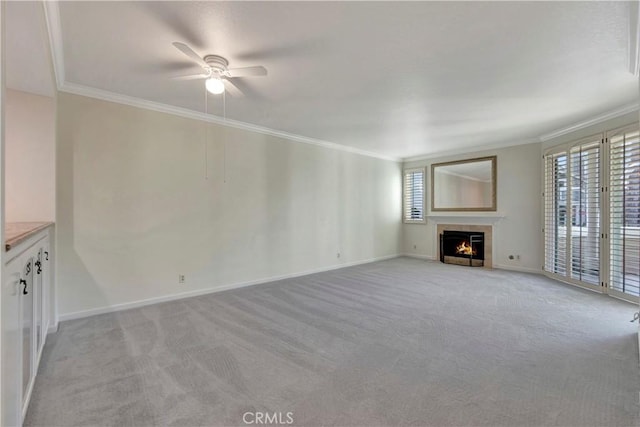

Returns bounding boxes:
[20,279,27,295]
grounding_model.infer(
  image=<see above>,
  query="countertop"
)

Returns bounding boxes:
[5,222,53,251]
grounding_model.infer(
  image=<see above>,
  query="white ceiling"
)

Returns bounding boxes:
[6,1,55,97]
[37,2,640,158]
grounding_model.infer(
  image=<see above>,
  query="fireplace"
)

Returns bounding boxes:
[440,230,485,267]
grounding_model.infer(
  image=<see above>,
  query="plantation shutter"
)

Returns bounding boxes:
[609,127,640,297]
[569,140,601,285]
[544,152,568,275]
[403,169,425,222]
[544,137,601,286]
[544,126,639,302]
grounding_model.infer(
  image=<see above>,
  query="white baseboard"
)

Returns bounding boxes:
[493,263,543,274]
[401,253,437,261]
[58,254,401,322]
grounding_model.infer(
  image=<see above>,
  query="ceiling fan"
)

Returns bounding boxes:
[171,42,267,96]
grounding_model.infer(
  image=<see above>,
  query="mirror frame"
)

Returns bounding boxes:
[431,155,497,212]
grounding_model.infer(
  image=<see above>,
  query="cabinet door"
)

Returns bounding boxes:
[21,256,34,415]
[41,239,50,343]
[34,249,43,357]
[2,258,23,427]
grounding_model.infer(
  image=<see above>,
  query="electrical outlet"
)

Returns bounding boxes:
[178,274,185,284]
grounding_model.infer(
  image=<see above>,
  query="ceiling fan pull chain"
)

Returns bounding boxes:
[204,85,209,180]
[223,90,227,183]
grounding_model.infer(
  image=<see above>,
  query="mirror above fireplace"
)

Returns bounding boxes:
[431,156,497,211]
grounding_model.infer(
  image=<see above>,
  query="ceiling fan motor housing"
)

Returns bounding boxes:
[204,55,230,76]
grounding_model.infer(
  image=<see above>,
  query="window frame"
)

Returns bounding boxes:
[403,167,426,224]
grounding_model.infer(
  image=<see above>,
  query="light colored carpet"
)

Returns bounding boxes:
[25,257,639,426]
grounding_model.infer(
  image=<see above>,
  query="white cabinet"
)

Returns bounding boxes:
[34,247,44,359]
[1,227,53,427]
[2,261,22,427]
[20,253,34,418]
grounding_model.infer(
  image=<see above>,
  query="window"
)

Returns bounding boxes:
[403,168,425,222]
[544,136,601,286]
[544,152,568,275]
[569,140,600,284]
[609,126,640,297]
[544,124,640,301]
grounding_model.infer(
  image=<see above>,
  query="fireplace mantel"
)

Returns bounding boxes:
[427,212,505,225]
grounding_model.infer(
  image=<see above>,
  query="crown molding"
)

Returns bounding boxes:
[402,137,539,163]
[59,82,401,162]
[41,0,398,163]
[539,102,639,142]
[403,102,639,162]
[40,0,638,165]
[42,0,64,88]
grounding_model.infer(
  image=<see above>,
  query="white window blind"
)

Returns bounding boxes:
[609,127,640,297]
[403,169,424,222]
[569,140,600,285]
[545,126,639,302]
[544,137,601,286]
[544,152,568,275]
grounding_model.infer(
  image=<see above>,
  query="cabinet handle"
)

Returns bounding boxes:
[44,251,49,261]
[35,260,42,275]
[25,261,31,276]
[20,279,27,295]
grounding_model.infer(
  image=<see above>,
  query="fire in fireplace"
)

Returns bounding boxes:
[456,241,476,256]
[440,230,485,267]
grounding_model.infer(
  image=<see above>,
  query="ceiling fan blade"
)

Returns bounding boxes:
[171,73,209,80]
[172,42,208,69]
[226,66,267,78]
[223,79,244,97]
[236,40,321,61]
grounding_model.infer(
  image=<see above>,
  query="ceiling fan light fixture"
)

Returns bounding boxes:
[205,77,225,95]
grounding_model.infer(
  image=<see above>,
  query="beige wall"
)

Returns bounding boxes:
[56,93,402,318]
[403,142,543,272]
[5,89,55,222]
